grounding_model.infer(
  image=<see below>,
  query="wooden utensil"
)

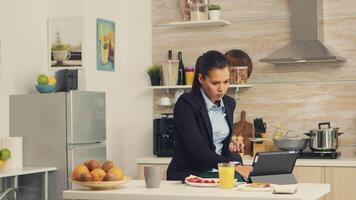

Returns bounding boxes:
[232,111,253,155]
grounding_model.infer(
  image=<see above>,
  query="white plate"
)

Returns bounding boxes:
[185,178,219,187]
[236,183,274,192]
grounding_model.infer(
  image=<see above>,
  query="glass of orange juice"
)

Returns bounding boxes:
[218,163,235,189]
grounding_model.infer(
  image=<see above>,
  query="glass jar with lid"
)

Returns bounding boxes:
[188,0,208,21]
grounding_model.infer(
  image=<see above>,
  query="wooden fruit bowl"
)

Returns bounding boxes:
[70,176,131,190]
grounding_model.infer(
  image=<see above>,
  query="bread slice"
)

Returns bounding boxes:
[246,182,270,188]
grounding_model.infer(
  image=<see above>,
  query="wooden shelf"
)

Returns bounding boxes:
[147,84,254,90]
[157,19,230,28]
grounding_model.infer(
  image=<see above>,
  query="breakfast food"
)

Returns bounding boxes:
[185,175,218,184]
[71,165,90,180]
[71,160,124,182]
[85,160,101,171]
[246,182,270,188]
[101,160,114,172]
[90,168,106,181]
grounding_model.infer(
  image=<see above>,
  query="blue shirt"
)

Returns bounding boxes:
[201,89,230,155]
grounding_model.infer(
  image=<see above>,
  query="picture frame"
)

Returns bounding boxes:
[48,17,83,69]
[97,18,115,72]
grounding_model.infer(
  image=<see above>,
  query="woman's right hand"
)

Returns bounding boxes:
[235,165,253,179]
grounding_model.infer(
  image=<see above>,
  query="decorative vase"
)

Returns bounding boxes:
[209,10,220,21]
[150,76,161,86]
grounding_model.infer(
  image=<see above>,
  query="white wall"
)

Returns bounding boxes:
[0,0,49,136]
[0,0,153,177]
[49,0,153,177]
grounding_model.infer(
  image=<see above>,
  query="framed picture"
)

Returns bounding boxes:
[97,18,115,72]
[48,17,83,69]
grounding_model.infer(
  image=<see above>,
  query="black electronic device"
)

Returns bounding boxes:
[246,151,299,185]
[55,69,78,92]
[153,113,175,157]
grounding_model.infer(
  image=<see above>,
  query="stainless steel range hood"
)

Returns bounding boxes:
[260,0,346,64]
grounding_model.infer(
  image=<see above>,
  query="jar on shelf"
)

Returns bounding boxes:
[188,0,208,21]
[229,66,248,84]
[184,67,195,85]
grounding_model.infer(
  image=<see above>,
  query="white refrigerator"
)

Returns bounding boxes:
[10,91,107,200]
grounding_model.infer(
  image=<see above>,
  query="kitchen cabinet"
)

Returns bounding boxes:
[325,167,356,200]
[293,167,325,183]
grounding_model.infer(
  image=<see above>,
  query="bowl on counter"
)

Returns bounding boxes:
[35,85,56,93]
[273,130,309,151]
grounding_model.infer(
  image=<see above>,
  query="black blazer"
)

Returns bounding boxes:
[167,90,242,181]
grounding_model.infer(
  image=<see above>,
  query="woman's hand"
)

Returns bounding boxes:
[229,140,244,153]
[235,165,253,179]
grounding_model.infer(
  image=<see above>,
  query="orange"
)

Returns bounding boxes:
[48,77,57,85]
[108,167,124,181]
[71,165,89,180]
[90,168,106,181]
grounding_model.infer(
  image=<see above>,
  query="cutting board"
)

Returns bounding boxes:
[232,111,253,155]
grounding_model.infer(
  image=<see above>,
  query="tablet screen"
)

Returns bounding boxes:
[249,151,298,177]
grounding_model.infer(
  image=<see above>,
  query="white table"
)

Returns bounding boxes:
[63,180,330,200]
[0,167,56,200]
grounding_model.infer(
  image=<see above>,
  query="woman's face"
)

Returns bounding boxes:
[199,67,230,103]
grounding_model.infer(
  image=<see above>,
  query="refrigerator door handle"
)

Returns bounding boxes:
[66,142,106,150]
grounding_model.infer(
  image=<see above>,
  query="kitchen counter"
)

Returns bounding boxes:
[63,180,330,200]
[136,156,356,167]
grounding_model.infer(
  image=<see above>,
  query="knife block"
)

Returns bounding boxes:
[252,142,266,156]
[252,132,268,156]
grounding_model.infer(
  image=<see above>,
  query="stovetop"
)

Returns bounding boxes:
[299,151,341,159]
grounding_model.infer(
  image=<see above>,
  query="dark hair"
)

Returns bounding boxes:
[191,50,228,93]
[225,49,253,78]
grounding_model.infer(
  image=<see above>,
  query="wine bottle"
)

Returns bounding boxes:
[177,51,186,85]
[168,50,172,60]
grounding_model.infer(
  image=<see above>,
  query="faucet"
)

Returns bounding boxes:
[0,187,19,200]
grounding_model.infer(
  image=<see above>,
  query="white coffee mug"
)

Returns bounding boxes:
[144,165,161,188]
[53,50,71,62]
[157,97,172,106]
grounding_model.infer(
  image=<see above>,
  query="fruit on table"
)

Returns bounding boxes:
[72,160,125,182]
[78,172,93,182]
[47,77,57,85]
[108,167,124,181]
[101,160,114,172]
[103,171,119,181]
[37,74,48,85]
[71,165,90,180]
[0,160,5,169]
[0,148,11,161]
[85,160,101,171]
[90,168,106,181]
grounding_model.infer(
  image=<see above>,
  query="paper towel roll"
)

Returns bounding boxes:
[1,137,23,169]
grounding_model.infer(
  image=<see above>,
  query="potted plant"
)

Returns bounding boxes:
[208,4,221,21]
[146,65,162,86]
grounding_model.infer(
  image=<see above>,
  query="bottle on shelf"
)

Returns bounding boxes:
[177,51,186,85]
[162,50,179,86]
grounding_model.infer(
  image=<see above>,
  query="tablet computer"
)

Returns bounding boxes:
[246,151,299,184]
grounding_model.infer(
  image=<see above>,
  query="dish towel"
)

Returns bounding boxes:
[273,184,297,194]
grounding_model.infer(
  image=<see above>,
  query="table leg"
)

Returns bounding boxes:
[14,176,18,200]
[44,171,48,200]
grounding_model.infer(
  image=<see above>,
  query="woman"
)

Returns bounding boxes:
[167,50,252,181]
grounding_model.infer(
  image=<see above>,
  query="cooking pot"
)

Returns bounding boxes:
[273,130,309,151]
[304,122,343,151]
